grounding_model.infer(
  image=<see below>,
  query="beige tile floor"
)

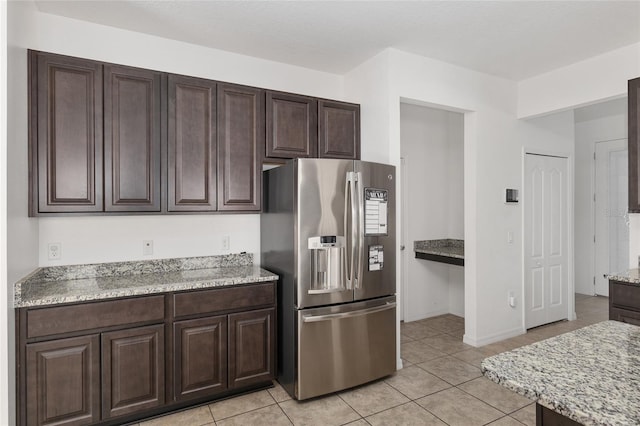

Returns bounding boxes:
[133,294,608,426]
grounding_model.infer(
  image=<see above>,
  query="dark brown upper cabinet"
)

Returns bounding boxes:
[266,91,317,159]
[629,77,640,213]
[217,83,264,211]
[104,65,162,212]
[30,51,104,214]
[29,50,361,215]
[318,100,360,160]
[168,75,217,212]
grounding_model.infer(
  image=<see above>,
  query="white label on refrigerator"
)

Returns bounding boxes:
[369,245,384,271]
[365,188,388,236]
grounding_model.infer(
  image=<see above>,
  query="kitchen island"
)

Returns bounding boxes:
[481,320,640,425]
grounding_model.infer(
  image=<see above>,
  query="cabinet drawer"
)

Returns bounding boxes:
[610,307,640,326]
[609,281,640,312]
[173,282,275,318]
[26,296,165,339]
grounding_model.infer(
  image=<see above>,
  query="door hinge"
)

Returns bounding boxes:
[594,235,596,243]
[593,276,596,287]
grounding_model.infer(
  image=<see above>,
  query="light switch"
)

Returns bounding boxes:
[507,231,514,244]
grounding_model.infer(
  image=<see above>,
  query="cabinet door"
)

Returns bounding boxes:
[266,91,317,159]
[228,308,275,389]
[174,316,227,401]
[101,325,165,419]
[629,77,640,212]
[104,65,162,212]
[31,51,103,214]
[318,100,360,160]
[26,335,100,426]
[217,83,264,211]
[168,75,217,211]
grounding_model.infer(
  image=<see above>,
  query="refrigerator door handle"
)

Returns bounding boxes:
[302,302,397,323]
[355,171,365,289]
[344,172,356,289]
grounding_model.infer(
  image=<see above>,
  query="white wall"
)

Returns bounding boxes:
[574,98,628,294]
[10,2,347,267]
[399,103,464,321]
[5,2,42,424]
[0,2,10,423]
[518,43,640,119]
[346,49,523,345]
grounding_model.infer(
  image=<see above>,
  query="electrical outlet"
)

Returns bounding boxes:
[143,240,153,256]
[48,243,62,260]
[222,236,230,251]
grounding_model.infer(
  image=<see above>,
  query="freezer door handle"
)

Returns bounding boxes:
[302,302,396,323]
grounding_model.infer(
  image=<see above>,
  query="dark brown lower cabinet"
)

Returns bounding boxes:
[228,308,275,389]
[609,279,640,325]
[536,403,581,425]
[174,315,227,400]
[18,282,276,425]
[26,335,100,426]
[101,325,165,419]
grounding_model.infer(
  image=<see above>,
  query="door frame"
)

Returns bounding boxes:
[594,138,628,296]
[521,148,576,330]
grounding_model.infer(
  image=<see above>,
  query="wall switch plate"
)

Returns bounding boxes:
[143,240,153,256]
[507,230,514,244]
[222,236,230,251]
[48,243,62,260]
[508,291,516,308]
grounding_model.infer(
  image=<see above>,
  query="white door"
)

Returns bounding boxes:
[524,154,569,329]
[595,139,628,296]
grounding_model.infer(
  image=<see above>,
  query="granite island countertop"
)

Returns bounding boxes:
[482,320,640,426]
[607,268,640,286]
[15,253,278,308]
[414,239,464,266]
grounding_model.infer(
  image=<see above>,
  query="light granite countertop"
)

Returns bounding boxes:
[482,321,640,426]
[607,268,640,286]
[414,239,464,259]
[15,253,278,308]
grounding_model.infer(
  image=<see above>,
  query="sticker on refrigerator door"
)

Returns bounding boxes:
[364,188,388,235]
[369,245,384,271]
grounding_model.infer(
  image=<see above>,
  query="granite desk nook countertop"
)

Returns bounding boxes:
[414,239,464,266]
[481,320,640,425]
[15,253,279,308]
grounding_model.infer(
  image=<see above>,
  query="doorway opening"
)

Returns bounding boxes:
[594,139,629,296]
[399,102,464,323]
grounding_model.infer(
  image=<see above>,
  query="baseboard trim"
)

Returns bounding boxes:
[463,326,525,347]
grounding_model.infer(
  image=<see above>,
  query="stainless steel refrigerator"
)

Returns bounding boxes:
[261,158,396,400]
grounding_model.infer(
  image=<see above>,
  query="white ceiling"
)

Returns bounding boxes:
[33,0,640,81]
